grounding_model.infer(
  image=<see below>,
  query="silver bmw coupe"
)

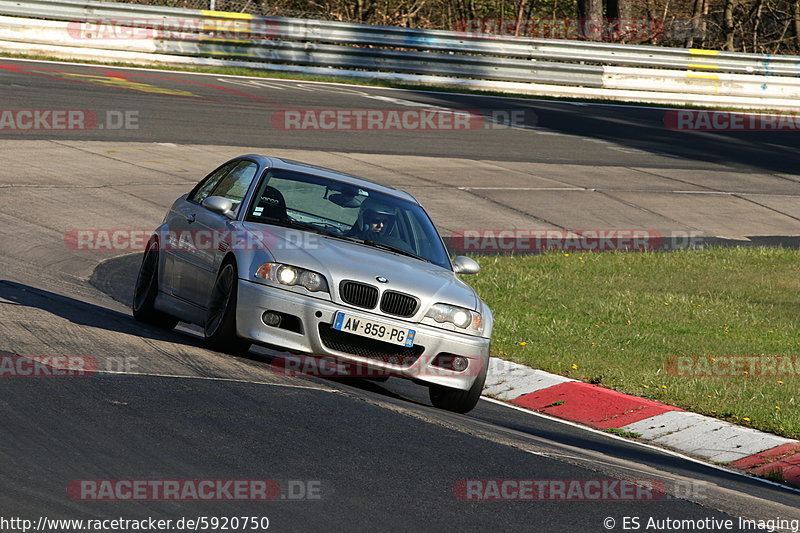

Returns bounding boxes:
[133,155,492,413]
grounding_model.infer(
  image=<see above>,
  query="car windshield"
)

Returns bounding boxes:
[244,168,451,269]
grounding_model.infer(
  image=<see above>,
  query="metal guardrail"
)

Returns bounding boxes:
[1,0,799,108]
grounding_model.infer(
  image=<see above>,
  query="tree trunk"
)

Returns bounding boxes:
[698,0,708,48]
[356,0,377,23]
[606,0,633,42]
[606,0,631,18]
[723,0,736,51]
[684,0,705,48]
[794,0,800,51]
[577,0,603,40]
[514,0,528,36]
[752,0,764,53]
[658,0,670,44]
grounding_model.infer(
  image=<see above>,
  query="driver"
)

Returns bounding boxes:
[361,209,393,239]
[350,207,406,250]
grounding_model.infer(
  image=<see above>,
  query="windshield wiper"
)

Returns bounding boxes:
[358,239,430,263]
[256,217,343,239]
[284,220,342,237]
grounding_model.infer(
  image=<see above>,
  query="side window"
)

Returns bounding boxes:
[209,161,259,213]
[189,162,236,204]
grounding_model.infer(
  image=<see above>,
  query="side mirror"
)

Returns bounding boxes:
[202,196,235,218]
[453,256,480,275]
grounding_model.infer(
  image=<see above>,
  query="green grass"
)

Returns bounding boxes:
[603,428,642,439]
[469,247,800,439]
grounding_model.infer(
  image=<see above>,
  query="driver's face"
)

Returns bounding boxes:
[368,215,388,233]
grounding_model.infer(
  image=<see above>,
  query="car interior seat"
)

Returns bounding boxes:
[253,186,288,220]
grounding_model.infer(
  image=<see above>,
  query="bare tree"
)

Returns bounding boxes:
[354,0,377,22]
[794,0,800,49]
[723,0,737,50]
[607,0,631,18]
[685,0,705,47]
[752,0,765,50]
[578,0,604,39]
[513,0,528,36]
[607,0,633,41]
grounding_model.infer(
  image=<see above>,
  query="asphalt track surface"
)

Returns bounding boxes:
[1,59,798,170]
[1,58,799,532]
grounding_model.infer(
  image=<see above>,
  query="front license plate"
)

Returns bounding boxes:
[332,311,415,347]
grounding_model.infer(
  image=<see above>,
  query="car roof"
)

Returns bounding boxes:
[239,154,419,204]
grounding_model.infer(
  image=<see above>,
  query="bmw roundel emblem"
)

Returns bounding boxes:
[376,276,389,283]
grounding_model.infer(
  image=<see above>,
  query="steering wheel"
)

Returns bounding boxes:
[312,222,344,234]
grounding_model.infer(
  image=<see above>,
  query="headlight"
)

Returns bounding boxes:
[426,303,482,333]
[277,265,297,285]
[255,262,329,293]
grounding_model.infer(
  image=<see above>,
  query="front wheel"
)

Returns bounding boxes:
[204,261,251,354]
[429,360,488,414]
[132,240,179,330]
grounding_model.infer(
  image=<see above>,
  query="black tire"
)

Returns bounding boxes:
[429,359,488,414]
[132,239,179,330]
[204,260,251,354]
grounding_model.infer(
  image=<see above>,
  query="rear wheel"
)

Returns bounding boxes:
[132,239,179,330]
[204,260,251,354]
[429,359,488,413]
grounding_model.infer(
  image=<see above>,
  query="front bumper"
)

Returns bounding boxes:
[236,279,490,390]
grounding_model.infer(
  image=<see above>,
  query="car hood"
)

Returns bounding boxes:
[242,222,478,314]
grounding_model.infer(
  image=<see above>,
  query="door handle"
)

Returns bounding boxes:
[186,213,196,223]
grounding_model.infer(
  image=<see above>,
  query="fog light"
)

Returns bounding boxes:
[262,311,281,327]
[452,356,469,372]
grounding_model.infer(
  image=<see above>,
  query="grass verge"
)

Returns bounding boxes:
[469,247,799,439]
